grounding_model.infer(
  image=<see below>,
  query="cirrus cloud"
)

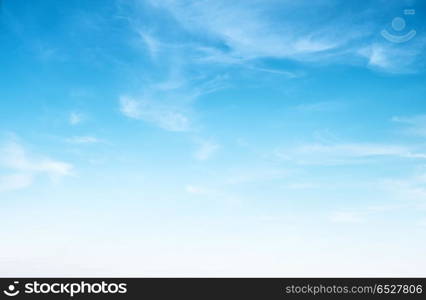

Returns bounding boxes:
[0,140,73,192]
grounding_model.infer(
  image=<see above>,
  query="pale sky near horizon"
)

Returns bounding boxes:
[1,0,426,276]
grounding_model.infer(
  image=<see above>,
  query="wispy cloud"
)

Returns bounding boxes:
[118,66,228,132]
[294,101,344,112]
[360,44,391,69]
[0,140,73,192]
[65,136,101,144]
[184,184,240,205]
[392,115,426,137]
[225,167,287,185]
[381,173,426,203]
[150,0,357,60]
[185,185,212,195]
[330,211,366,224]
[136,0,426,75]
[120,96,191,132]
[275,142,426,165]
[69,112,84,125]
[0,173,33,193]
[194,139,220,161]
[137,30,162,58]
[358,43,423,73]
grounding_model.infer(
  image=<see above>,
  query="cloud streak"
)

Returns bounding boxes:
[194,139,220,161]
[0,140,73,192]
[275,142,426,165]
[392,115,426,137]
[65,136,101,144]
[69,112,84,125]
[120,96,191,132]
[0,173,33,193]
[134,0,426,74]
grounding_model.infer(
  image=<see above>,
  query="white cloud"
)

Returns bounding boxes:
[120,96,190,132]
[225,168,287,185]
[294,101,343,112]
[118,70,228,133]
[137,30,161,58]
[65,136,101,144]
[301,144,409,157]
[194,140,220,161]
[361,44,390,69]
[276,142,426,165]
[185,185,210,195]
[293,37,338,53]
[381,175,426,203]
[358,43,423,73]
[283,182,320,190]
[35,160,73,178]
[184,184,239,204]
[69,112,84,125]
[119,97,142,119]
[392,115,426,137]
[0,141,73,192]
[153,1,350,59]
[0,173,33,192]
[1,142,72,178]
[148,0,371,64]
[330,212,365,224]
[137,0,426,74]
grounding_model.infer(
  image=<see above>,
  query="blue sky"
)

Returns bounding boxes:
[1,0,426,276]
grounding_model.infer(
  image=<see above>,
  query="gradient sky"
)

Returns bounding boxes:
[1,0,426,276]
